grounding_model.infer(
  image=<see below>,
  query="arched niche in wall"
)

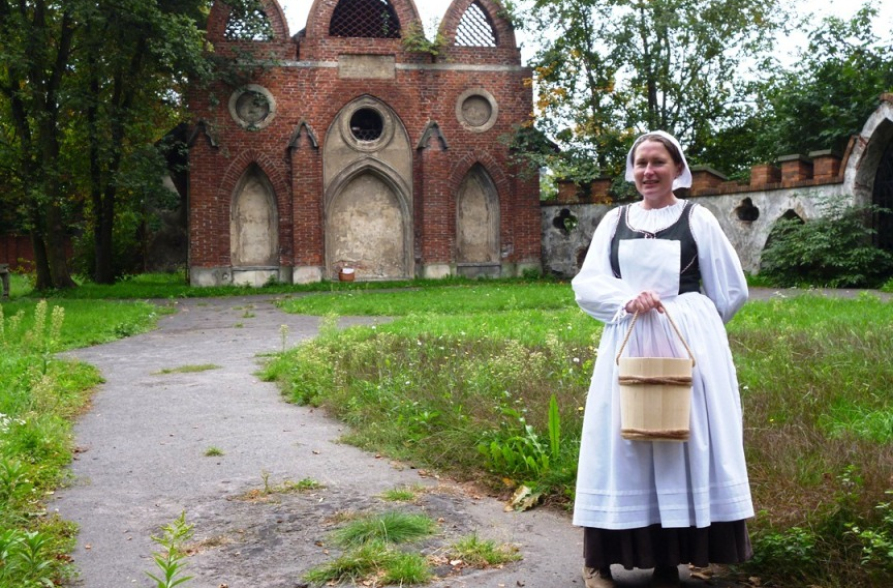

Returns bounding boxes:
[456,164,500,276]
[759,209,804,273]
[230,164,279,267]
[325,164,412,281]
[872,136,893,254]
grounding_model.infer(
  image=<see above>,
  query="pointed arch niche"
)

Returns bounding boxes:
[456,164,500,277]
[230,165,279,284]
[326,168,411,280]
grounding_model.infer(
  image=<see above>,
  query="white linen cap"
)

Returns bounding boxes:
[624,130,693,190]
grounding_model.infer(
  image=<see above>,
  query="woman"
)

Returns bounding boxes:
[572,131,753,588]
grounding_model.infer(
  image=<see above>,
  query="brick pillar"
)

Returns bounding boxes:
[809,150,842,181]
[288,125,324,283]
[750,163,781,187]
[777,154,813,183]
[417,124,452,278]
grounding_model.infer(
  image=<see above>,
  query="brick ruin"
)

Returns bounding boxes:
[185,0,540,286]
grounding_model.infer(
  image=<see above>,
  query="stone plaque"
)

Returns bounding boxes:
[339,55,396,79]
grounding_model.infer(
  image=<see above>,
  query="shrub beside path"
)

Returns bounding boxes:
[52,293,768,588]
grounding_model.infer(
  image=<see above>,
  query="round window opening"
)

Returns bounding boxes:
[350,108,384,142]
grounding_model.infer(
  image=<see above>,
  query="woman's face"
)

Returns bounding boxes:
[632,140,683,209]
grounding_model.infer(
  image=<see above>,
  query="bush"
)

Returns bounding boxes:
[759,195,893,288]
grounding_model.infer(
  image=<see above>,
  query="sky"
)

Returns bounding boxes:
[275,0,893,66]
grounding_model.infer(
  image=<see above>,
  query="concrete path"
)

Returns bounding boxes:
[52,294,753,588]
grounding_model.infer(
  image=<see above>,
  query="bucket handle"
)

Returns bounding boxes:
[615,305,696,367]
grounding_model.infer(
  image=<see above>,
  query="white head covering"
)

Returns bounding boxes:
[624,130,692,190]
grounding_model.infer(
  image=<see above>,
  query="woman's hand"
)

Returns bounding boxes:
[625,290,665,315]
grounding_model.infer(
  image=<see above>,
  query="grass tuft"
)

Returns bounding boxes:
[447,534,522,567]
[332,511,437,548]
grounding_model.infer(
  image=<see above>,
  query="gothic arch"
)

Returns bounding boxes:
[456,164,500,268]
[759,209,804,273]
[230,164,279,267]
[304,0,421,39]
[844,97,893,207]
[207,0,290,43]
[324,161,414,280]
[872,134,893,253]
[440,0,518,51]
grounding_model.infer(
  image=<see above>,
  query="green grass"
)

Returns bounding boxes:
[306,511,438,586]
[332,511,437,548]
[447,534,521,566]
[155,364,220,375]
[380,486,421,502]
[0,297,162,586]
[304,539,432,586]
[261,285,893,587]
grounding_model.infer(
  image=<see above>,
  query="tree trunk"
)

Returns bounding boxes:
[45,201,76,289]
[29,226,53,291]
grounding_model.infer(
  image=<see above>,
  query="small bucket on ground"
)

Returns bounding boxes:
[615,308,695,442]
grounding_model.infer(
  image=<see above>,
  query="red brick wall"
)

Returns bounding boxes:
[0,235,34,270]
[188,0,539,279]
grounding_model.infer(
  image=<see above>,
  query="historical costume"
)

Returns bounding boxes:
[572,132,753,587]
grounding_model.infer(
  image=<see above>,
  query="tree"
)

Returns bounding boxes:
[0,0,79,289]
[69,0,210,283]
[746,5,893,163]
[514,0,785,186]
[0,0,215,288]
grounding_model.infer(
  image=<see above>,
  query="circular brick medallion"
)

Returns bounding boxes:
[229,85,276,130]
[456,88,498,132]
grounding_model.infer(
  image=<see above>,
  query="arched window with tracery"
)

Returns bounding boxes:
[455,1,497,47]
[873,139,893,253]
[224,5,274,41]
[329,0,401,38]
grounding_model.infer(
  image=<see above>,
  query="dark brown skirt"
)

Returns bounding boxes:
[583,520,753,570]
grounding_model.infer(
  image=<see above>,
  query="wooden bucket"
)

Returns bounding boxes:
[616,308,695,442]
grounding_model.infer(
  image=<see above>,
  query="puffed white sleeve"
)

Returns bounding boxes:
[691,205,748,323]
[571,208,638,324]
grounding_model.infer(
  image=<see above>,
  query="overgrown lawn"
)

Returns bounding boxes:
[264,286,893,587]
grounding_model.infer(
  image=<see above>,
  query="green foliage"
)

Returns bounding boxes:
[400,21,447,57]
[759,196,893,287]
[146,513,194,588]
[0,529,58,588]
[849,491,893,575]
[447,534,521,567]
[748,525,818,583]
[478,394,563,481]
[749,5,893,161]
[518,0,785,180]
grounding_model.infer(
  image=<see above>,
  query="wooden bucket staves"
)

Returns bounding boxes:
[615,307,696,442]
